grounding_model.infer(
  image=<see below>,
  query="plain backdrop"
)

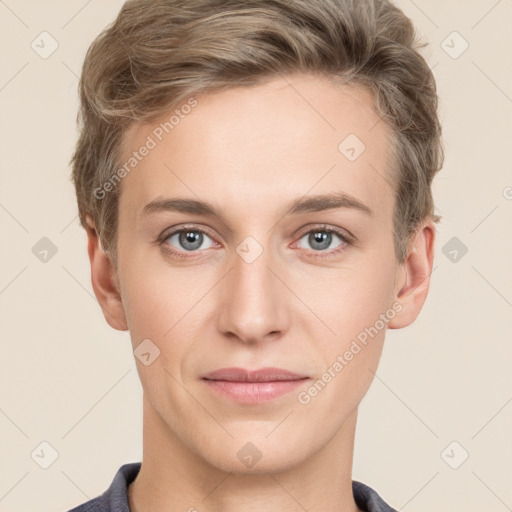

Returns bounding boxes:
[1,1,511,511]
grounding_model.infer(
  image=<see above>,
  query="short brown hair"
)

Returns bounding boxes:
[70,0,443,269]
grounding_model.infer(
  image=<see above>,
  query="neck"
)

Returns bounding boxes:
[129,397,362,512]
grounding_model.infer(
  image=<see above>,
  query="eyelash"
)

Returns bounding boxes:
[158,224,353,260]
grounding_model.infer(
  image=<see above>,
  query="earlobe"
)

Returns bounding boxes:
[387,222,436,330]
[85,215,128,331]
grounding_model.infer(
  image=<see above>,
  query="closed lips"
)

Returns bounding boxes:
[201,367,309,382]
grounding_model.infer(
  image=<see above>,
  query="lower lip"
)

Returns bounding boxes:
[203,379,309,404]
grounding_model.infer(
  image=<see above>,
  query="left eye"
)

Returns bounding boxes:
[297,229,346,252]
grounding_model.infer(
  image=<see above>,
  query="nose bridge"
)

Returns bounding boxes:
[217,236,287,342]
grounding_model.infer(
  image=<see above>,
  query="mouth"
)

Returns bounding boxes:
[201,367,310,404]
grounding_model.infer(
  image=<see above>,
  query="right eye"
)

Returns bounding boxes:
[162,227,217,254]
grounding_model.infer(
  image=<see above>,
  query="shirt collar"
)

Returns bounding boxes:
[93,462,397,512]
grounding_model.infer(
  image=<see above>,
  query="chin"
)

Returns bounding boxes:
[197,435,310,475]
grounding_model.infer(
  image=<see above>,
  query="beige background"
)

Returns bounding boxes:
[1,1,511,511]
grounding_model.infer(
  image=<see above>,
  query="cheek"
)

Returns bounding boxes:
[119,242,205,334]
[298,275,393,416]
[122,274,192,401]
[121,266,208,366]
[338,287,390,340]
[120,265,181,353]
[309,265,394,345]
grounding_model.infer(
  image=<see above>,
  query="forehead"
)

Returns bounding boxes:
[118,74,395,225]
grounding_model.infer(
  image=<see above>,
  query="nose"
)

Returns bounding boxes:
[216,241,290,345]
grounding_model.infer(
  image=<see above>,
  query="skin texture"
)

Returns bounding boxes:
[86,73,435,512]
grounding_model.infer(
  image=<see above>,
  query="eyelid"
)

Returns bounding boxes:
[294,223,355,244]
[158,223,216,244]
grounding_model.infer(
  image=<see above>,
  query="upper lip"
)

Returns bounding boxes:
[202,367,309,382]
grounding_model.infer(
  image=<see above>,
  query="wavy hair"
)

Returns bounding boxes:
[70,0,444,269]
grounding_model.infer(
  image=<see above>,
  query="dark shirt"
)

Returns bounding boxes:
[67,462,398,511]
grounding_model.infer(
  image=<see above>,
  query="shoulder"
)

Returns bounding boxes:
[352,480,398,512]
[65,462,141,512]
[67,495,108,512]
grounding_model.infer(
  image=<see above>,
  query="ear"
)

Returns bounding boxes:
[387,221,436,329]
[85,215,128,331]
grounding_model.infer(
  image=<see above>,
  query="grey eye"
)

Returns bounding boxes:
[166,230,215,252]
[298,230,343,251]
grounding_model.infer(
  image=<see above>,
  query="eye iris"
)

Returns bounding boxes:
[309,231,331,251]
[179,230,203,251]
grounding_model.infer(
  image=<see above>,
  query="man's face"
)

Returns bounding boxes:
[114,74,404,473]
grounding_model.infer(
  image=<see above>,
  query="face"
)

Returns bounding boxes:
[99,73,429,474]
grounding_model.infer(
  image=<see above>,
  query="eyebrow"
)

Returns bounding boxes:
[142,191,373,222]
